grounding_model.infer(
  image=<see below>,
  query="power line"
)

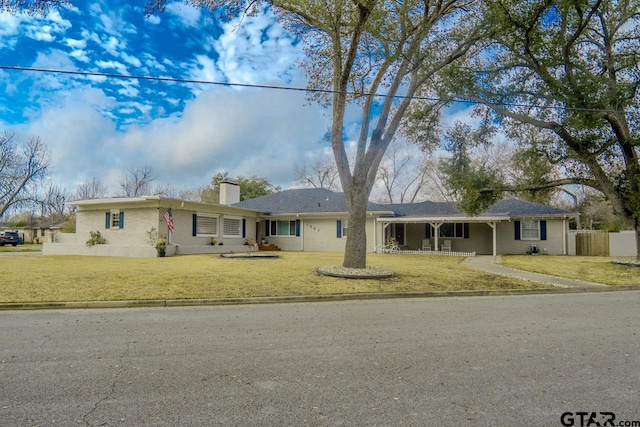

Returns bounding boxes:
[0,64,631,115]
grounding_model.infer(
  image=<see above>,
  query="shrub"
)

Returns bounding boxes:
[86,231,106,247]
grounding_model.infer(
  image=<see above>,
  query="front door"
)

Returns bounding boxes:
[394,223,405,246]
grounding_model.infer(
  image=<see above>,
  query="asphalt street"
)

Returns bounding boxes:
[1,292,639,426]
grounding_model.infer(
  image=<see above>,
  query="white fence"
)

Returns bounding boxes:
[377,249,476,257]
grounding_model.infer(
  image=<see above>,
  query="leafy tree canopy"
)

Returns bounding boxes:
[202,172,280,203]
[432,0,640,257]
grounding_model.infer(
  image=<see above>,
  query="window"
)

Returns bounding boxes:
[105,211,124,229]
[223,217,242,237]
[195,214,218,236]
[270,220,296,236]
[438,223,468,238]
[521,219,539,240]
[341,220,348,238]
[111,213,120,228]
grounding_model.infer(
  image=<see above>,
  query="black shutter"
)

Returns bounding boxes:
[295,219,301,237]
[105,212,110,229]
[242,219,246,238]
[463,223,470,239]
[336,220,342,238]
[119,212,124,229]
[514,221,521,240]
[192,214,197,236]
[540,220,547,241]
[265,220,270,236]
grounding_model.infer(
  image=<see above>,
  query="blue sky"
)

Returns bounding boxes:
[0,1,335,195]
[0,0,475,199]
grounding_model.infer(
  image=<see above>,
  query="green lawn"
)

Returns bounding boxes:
[502,255,640,286]
[0,252,546,303]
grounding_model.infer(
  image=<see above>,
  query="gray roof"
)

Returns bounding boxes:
[233,188,388,214]
[388,198,572,218]
[482,198,572,216]
[234,188,573,218]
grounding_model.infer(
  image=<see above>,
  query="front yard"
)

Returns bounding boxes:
[2,252,638,304]
[502,255,640,286]
[0,252,543,303]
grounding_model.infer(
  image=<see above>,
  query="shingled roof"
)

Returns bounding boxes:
[233,188,389,214]
[388,198,572,217]
[234,188,573,218]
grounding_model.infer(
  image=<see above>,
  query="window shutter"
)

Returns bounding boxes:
[192,214,197,236]
[463,223,470,239]
[514,221,521,240]
[265,220,270,237]
[295,219,301,237]
[242,219,246,238]
[119,212,124,229]
[336,220,342,238]
[105,212,110,229]
[540,220,547,241]
[425,224,431,238]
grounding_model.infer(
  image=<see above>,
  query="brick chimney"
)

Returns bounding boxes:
[219,180,240,205]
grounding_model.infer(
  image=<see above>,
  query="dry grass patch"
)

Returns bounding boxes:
[0,253,548,303]
[502,255,640,286]
[0,244,41,253]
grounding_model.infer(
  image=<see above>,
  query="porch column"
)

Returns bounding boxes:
[562,217,567,255]
[432,223,442,251]
[487,222,497,257]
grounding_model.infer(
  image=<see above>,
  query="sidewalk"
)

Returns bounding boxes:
[463,256,609,289]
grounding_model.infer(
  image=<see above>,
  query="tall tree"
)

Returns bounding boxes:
[39,183,71,219]
[293,153,342,192]
[117,164,155,197]
[445,0,640,259]
[0,132,50,218]
[149,0,486,268]
[201,172,280,203]
[376,139,433,204]
[75,177,107,200]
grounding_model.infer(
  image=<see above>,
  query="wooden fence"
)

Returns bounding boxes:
[575,231,610,256]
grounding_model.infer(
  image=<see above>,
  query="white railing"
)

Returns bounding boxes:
[379,249,476,257]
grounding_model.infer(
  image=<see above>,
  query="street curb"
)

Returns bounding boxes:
[2,285,640,311]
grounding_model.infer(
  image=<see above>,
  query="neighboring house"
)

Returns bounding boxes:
[20,220,67,244]
[44,183,577,257]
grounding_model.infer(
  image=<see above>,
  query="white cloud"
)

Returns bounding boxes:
[11,84,329,193]
[69,49,90,63]
[0,13,22,40]
[23,10,72,43]
[165,3,201,27]
[213,9,303,85]
[118,86,329,189]
[121,52,142,68]
[65,38,87,49]
[95,60,128,75]
[10,88,119,191]
[116,80,140,98]
[146,15,161,25]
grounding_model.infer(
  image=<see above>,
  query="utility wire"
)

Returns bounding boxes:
[0,64,631,115]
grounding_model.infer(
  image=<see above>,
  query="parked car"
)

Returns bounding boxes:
[0,231,19,246]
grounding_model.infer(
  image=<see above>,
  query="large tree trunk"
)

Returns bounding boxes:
[342,181,370,269]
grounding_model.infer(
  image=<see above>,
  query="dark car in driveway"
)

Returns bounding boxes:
[0,231,19,246]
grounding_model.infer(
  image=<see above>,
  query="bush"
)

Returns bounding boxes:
[86,231,106,247]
